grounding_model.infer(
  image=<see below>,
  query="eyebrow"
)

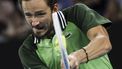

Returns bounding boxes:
[35,10,44,14]
[24,12,32,16]
[22,0,31,1]
[24,10,45,16]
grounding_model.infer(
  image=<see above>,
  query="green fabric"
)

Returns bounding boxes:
[19,3,113,69]
[19,36,48,69]
[35,22,113,69]
[63,3,111,34]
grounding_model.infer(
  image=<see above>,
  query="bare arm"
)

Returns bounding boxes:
[81,25,112,62]
[67,25,112,69]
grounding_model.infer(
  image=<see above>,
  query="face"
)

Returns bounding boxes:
[22,0,54,38]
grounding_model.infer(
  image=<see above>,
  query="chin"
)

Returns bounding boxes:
[33,27,50,38]
[34,31,47,38]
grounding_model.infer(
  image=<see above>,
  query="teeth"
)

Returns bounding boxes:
[35,23,47,29]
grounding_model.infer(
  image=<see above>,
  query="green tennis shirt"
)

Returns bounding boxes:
[19,3,113,69]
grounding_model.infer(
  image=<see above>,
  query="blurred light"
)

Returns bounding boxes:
[58,0,73,10]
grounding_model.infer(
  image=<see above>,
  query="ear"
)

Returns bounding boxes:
[53,3,58,12]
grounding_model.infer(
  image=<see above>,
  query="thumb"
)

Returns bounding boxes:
[75,62,79,69]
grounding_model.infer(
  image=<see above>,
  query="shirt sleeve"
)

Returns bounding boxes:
[63,3,111,34]
[18,45,48,69]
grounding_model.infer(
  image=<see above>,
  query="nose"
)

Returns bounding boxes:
[31,17,40,27]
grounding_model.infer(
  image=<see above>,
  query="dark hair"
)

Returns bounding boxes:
[19,0,57,9]
[46,0,57,8]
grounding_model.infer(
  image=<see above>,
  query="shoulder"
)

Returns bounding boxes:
[18,34,35,56]
[73,3,90,9]
[63,3,90,13]
[62,3,91,20]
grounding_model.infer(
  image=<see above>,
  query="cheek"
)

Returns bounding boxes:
[46,17,52,27]
[43,12,52,23]
[25,17,31,25]
[41,16,52,24]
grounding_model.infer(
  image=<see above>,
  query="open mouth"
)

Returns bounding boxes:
[34,23,48,30]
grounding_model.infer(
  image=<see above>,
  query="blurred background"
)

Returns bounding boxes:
[0,0,121,69]
[0,0,31,69]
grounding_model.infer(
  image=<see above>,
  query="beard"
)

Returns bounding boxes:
[32,22,53,39]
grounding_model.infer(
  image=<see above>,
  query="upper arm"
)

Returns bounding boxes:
[86,25,112,51]
[87,25,109,40]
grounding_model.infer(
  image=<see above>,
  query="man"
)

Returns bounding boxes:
[18,0,113,69]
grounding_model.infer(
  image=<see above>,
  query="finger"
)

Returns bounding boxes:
[61,60,64,69]
[68,58,74,68]
[69,60,74,68]
[68,55,76,68]
[72,62,79,69]
[75,62,79,69]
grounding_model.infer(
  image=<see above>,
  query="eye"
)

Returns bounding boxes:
[25,12,32,17]
[35,12,46,17]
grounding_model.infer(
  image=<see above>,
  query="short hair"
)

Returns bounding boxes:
[19,0,57,9]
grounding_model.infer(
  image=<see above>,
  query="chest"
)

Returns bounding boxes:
[35,22,89,68]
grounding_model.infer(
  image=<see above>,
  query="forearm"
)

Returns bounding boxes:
[67,25,112,68]
[77,35,112,63]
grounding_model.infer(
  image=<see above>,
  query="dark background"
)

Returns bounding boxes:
[108,22,122,69]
